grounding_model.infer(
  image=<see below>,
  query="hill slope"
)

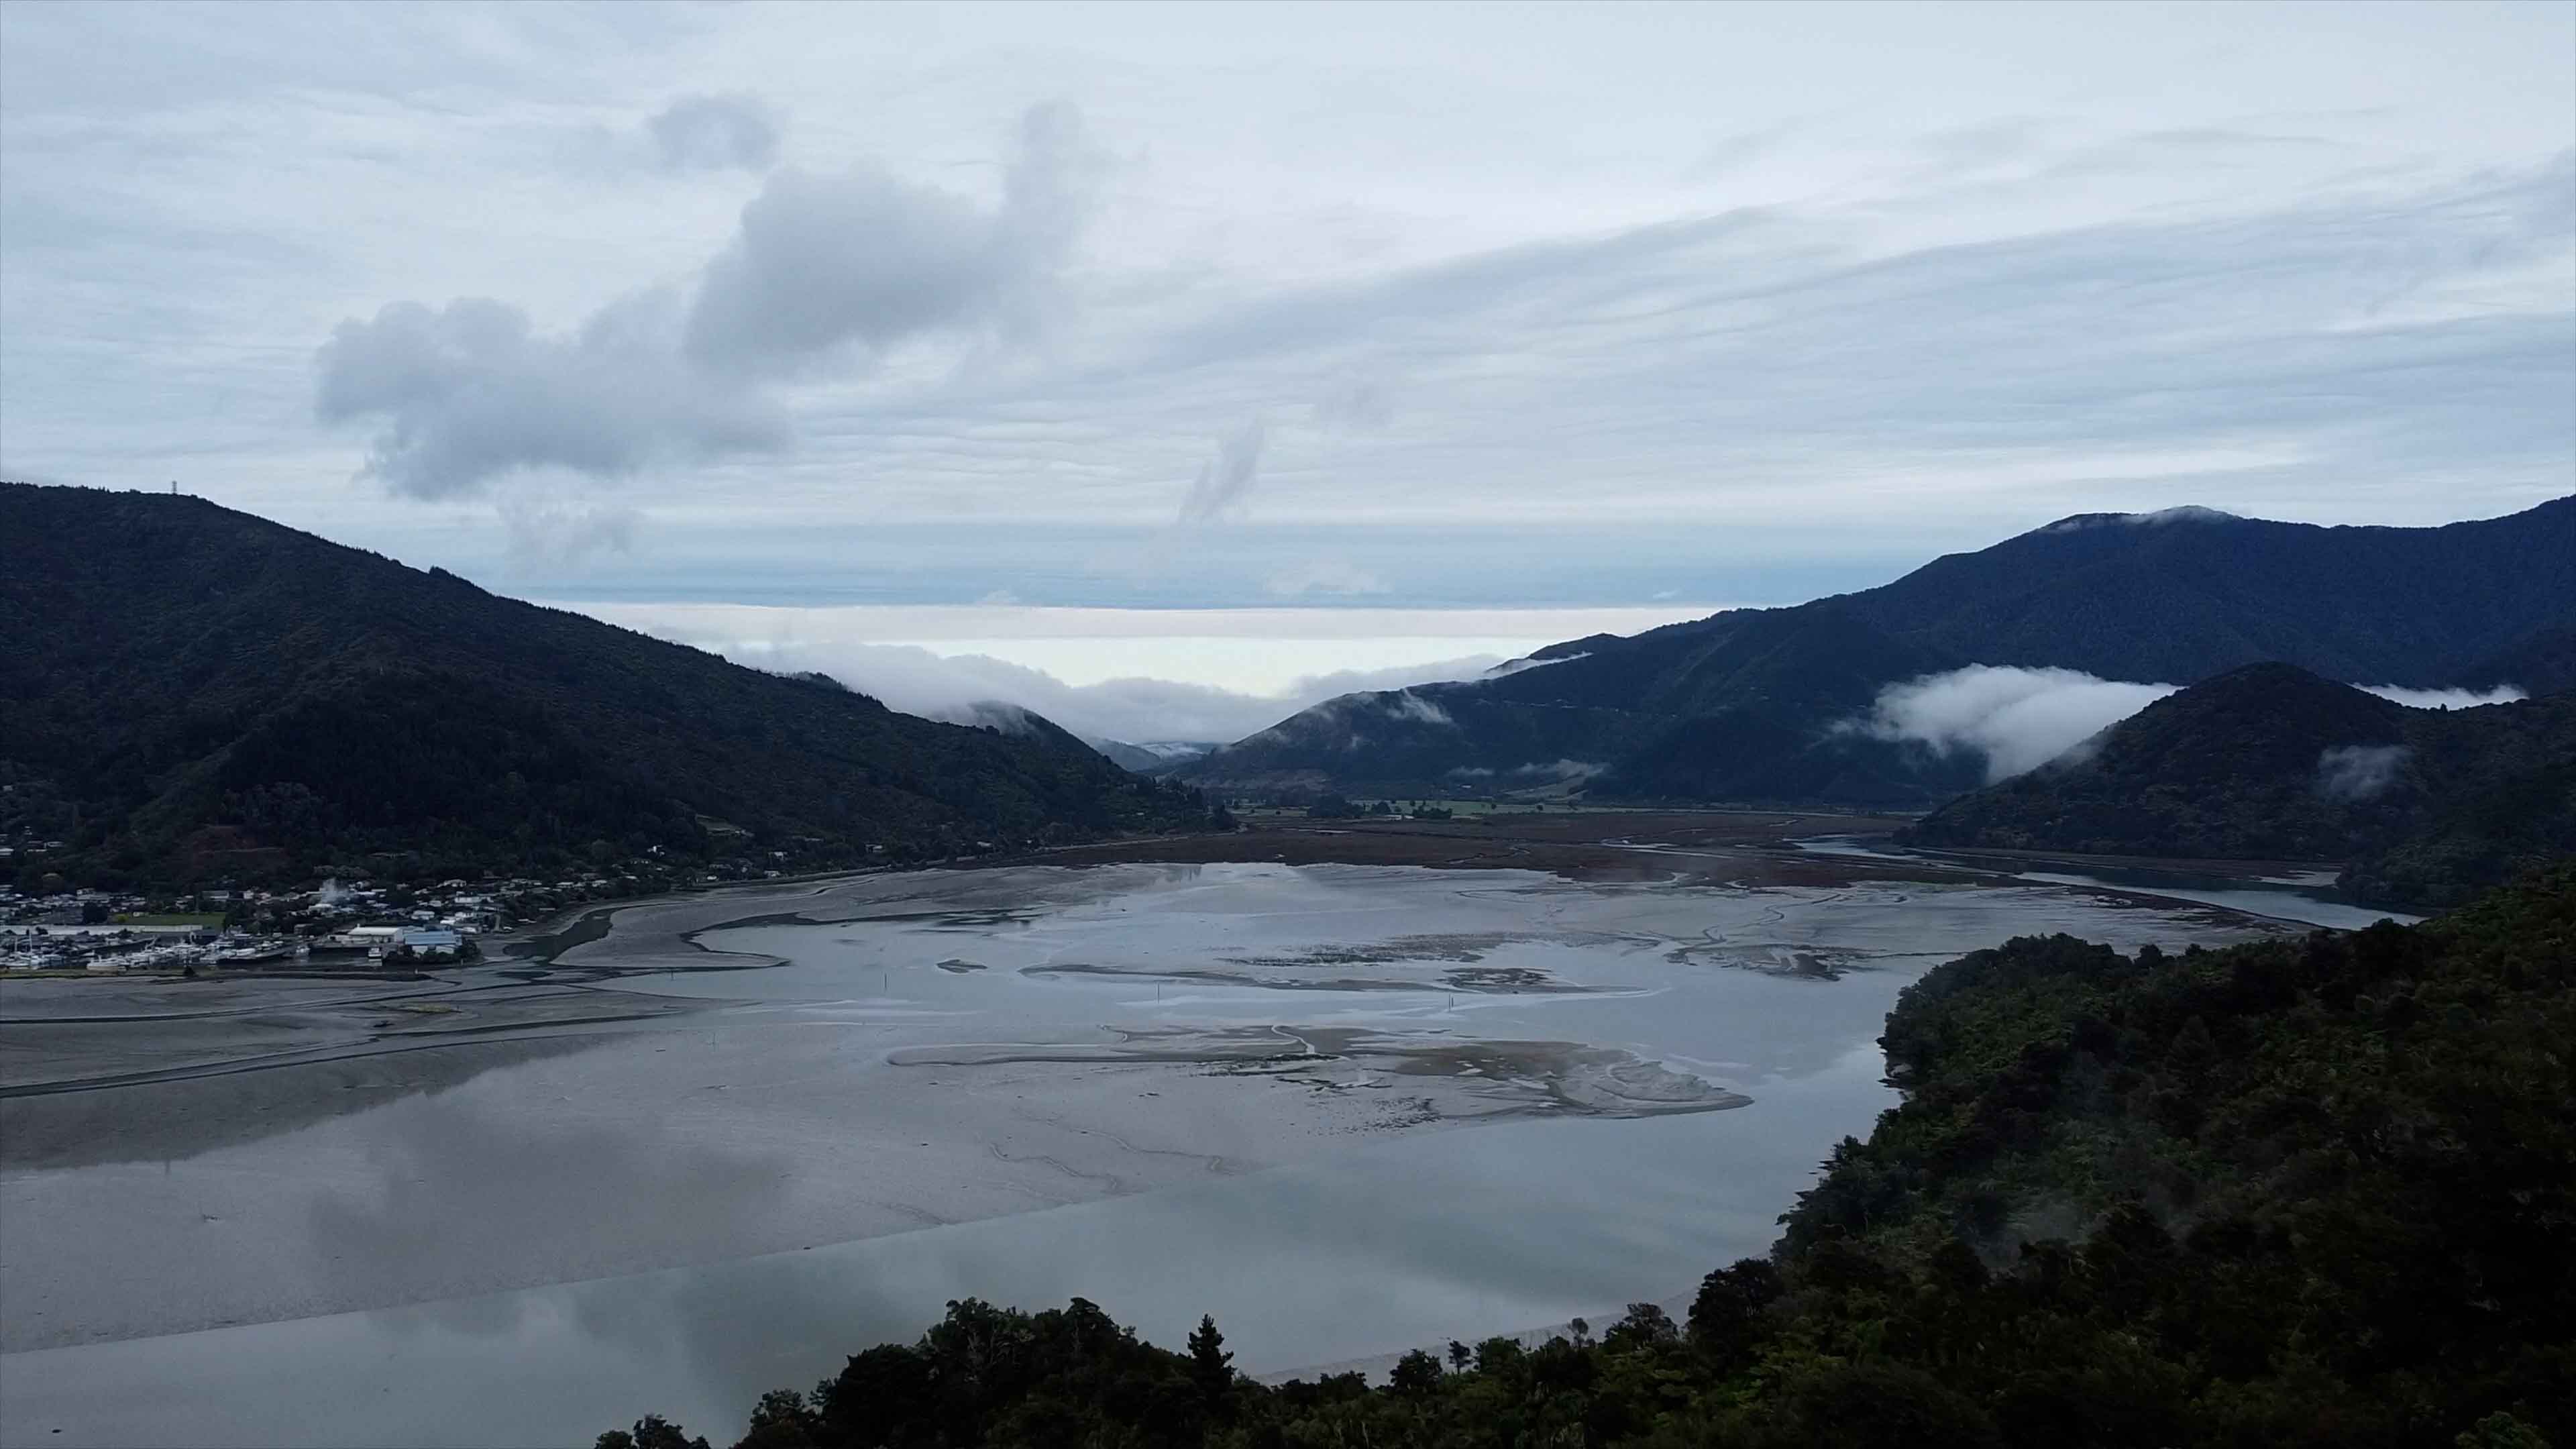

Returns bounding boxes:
[0,486,1216,885]
[1179,498,2575,803]
[1904,663,2576,906]
[1839,499,2576,685]
[1181,603,1987,805]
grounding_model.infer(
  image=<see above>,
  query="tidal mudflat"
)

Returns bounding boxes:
[1,852,2314,1446]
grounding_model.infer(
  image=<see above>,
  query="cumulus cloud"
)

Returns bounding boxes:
[317,104,1093,497]
[314,293,785,497]
[647,94,780,172]
[684,102,1097,372]
[2359,683,2528,709]
[2317,743,2410,802]
[1177,415,1267,525]
[1851,665,2180,781]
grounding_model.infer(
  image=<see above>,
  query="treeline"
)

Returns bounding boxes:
[600,869,2573,1449]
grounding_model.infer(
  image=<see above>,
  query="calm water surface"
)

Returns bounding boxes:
[1,859,2300,1447]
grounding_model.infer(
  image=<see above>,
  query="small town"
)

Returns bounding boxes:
[0,862,733,973]
[0,873,527,973]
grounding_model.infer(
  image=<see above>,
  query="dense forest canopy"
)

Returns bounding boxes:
[1906,663,2576,908]
[0,485,1220,887]
[602,869,2575,1449]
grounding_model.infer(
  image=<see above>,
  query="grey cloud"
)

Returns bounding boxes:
[1907,117,2051,175]
[1688,119,1802,178]
[1177,415,1267,525]
[1314,377,1394,431]
[496,492,645,569]
[2317,743,2410,802]
[648,93,780,172]
[317,105,1089,497]
[1110,156,2571,529]
[313,294,785,498]
[683,101,1098,373]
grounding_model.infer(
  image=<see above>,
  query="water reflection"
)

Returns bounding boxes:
[1,861,2292,1447]
[2,1052,1890,1449]
[306,1091,798,1301]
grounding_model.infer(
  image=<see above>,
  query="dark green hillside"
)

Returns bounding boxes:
[0,485,1218,885]
[1904,663,2576,906]
[2458,619,2576,698]
[1905,664,2414,860]
[1837,499,2576,686]
[1184,602,1981,804]
[1181,498,2574,804]
[607,871,2576,1449]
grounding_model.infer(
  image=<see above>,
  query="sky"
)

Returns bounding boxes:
[3,1,2571,739]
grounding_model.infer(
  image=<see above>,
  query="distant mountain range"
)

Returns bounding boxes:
[1904,663,2576,908]
[1175,498,2576,805]
[1087,738,1217,773]
[1,486,1218,887]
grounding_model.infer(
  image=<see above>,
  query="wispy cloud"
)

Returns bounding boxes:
[2317,743,2409,802]
[646,94,780,174]
[1176,415,1267,525]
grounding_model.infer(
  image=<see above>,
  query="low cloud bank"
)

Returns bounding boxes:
[681,634,1501,746]
[1854,667,2532,784]
[2359,684,2527,710]
[1851,665,2180,782]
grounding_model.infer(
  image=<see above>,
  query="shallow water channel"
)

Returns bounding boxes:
[0,858,2340,1446]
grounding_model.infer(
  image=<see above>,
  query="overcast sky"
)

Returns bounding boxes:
[3,1,2571,728]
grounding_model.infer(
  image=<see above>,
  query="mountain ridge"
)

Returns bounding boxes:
[1,484,1219,887]
[1177,497,2576,803]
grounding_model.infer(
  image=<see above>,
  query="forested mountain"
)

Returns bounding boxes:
[0,485,1218,886]
[1177,498,2575,803]
[1905,663,2576,908]
[608,869,2576,1449]
[1835,500,2576,685]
